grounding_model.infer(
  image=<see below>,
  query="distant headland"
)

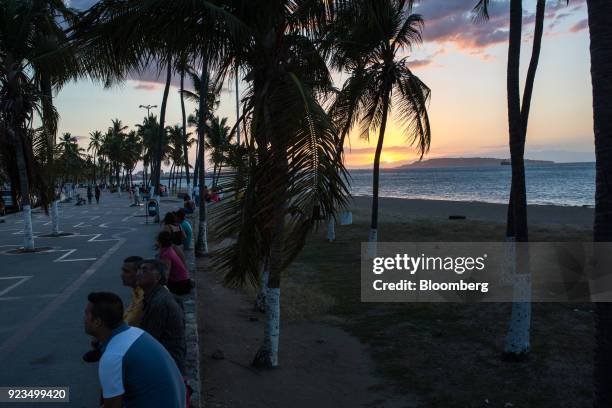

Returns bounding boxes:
[396,157,555,169]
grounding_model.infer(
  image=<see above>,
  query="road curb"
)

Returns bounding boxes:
[183,250,202,408]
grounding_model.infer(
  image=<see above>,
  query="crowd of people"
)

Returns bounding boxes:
[83,206,195,407]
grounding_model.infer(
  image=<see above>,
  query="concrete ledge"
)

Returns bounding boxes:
[181,250,202,408]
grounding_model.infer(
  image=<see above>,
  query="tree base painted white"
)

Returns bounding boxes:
[51,200,60,235]
[196,220,209,255]
[503,274,532,358]
[153,195,160,223]
[326,218,335,242]
[23,205,34,250]
[366,229,378,258]
[340,210,353,225]
[252,287,280,368]
[254,264,270,313]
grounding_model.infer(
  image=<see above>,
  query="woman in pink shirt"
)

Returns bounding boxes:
[157,231,192,295]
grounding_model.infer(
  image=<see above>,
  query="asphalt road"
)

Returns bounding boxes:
[0,190,184,407]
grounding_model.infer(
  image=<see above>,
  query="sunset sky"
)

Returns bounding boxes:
[59,0,594,169]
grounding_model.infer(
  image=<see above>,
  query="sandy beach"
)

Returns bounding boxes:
[350,195,594,230]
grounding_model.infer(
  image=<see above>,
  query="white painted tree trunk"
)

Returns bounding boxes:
[264,287,280,367]
[254,261,270,312]
[51,200,60,235]
[503,237,531,357]
[23,205,34,250]
[153,194,160,223]
[340,210,353,225]
[326,217,335,242]
[504,276,532,356]
[198,220,208,254]
[367,228,377,258]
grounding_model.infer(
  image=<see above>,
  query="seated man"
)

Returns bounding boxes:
[83,256,145,363]
[121,256,145,327]
[83,292,185,408]
[136,259,186,374]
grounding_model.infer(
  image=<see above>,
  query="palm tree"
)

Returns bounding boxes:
[26,1,81,237]
[586,1,612,406]
[166,124,192,193]
[88,130,103,184]
[56,133,86,187]
[184,68,222,190]
[331,0,431,257]
[0,0,61,250]
[473,0,567,359]
[136,115,160,188]
[151,56,173,207]
[212,0,350,368]
[120,130,142,187]
[177,55,191,194]
[110,118,128,192]
[206,116,233,187]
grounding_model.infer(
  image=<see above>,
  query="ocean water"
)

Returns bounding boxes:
[348,162,595,207]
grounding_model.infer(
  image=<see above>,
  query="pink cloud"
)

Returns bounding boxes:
[569,19,588,33]
[410,58,433,69]
[413,0,586,52]
[133,81,159,91]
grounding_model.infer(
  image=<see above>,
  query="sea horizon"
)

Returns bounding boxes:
[347,162,595,208]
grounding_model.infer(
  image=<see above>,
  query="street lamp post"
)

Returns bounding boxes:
[138,104,157,193]
[139,104,157,118]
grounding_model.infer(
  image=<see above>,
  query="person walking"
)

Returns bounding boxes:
[87,185,93,205]
[95,185,101,205]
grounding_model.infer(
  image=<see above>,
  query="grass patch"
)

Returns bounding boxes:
[285,214,593,408]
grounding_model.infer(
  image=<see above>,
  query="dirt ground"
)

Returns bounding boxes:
[196,260,419,408]
[196,197,596,408]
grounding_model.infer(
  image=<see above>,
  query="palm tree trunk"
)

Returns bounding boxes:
[503,0,531,360]
[178,167,183,191]
[193,137,200,190]
[587,1,612,406]
[254,256,270,312]
[11,128,34,250]
[367,90,391,258]
[153,57,173,205]
[196,57,210,256]
[41,74,61,235]
[252,98,286,368]
[235,63,241,145]
[180,68,191,192]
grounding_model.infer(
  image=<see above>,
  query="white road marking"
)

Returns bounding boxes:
[0,293,59,302]
[11,230,43,236]
[121,215,132,222]
[51,249,97,263]
[0,276,33,297]
[90,215,100,220]
[87,234,120,242]
[0,227,129,360]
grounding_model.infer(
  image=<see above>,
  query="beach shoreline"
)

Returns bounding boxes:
[350,195,594,230]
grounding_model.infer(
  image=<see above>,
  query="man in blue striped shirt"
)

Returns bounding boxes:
[83,292,185,408]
